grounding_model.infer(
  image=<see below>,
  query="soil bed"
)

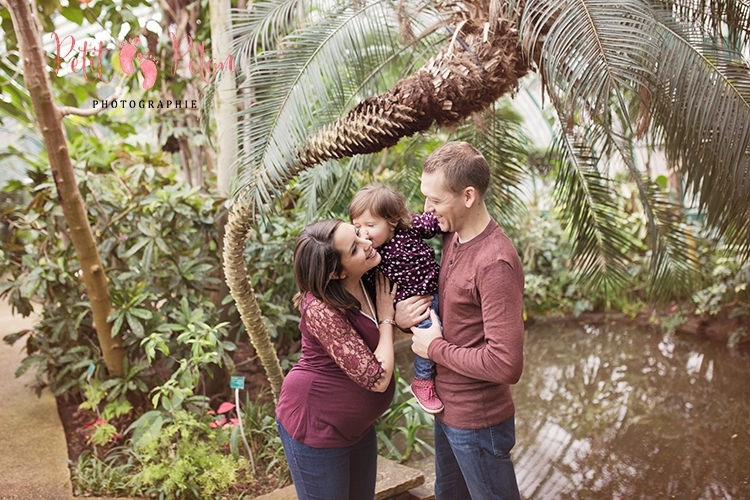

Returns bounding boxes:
[57,340,279,498]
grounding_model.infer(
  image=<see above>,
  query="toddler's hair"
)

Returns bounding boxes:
[348,184,412,231]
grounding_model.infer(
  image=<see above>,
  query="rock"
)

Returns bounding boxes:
[406,455,435,500]
[254,455,425,500]
[375,455,425,499]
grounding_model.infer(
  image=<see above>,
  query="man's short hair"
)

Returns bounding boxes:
[422,141,490,196]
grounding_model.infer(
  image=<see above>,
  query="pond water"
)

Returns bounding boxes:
[513,322,750,499]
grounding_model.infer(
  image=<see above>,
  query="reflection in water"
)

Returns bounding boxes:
[514,322,750,500]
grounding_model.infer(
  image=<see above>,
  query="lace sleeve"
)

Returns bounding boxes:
[304,298,385,390]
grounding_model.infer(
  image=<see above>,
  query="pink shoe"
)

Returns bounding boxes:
[410,377,444,414]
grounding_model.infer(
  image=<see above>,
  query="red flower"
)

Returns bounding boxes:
[209,417,227,428]
[217,402,236,414]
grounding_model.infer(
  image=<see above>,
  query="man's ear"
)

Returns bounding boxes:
[464,186,478,208]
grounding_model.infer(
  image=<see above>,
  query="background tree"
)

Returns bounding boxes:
[223,0,750,389]
[3,0,125,376]
[1,0,230,376]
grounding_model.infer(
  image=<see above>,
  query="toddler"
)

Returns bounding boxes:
[348,184,444,414]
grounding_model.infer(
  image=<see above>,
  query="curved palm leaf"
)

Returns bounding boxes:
[642,180,703,298]
[293,155,371,221]
[648,10,750,252]
[663,0,750,47]
[518,0,749,288]
[231,0,441,211]
[524,0,661,107]
[231,0,303,65]
[606,126,701,298]
[551,130,634,292]
[518,0,669,291]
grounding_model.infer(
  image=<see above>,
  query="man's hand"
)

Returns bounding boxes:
[411,310,443,358]
[394,295,432,331]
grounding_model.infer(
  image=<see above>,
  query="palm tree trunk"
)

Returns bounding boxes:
[223,203,285,401]
[7,0,125,377]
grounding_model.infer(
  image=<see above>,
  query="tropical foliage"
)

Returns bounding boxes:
[0,154,291,498]
[1,149,230,397]
[3,0,750,496]
[226,0,750,301]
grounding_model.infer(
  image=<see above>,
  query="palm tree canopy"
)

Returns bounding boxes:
[228,0,750,295]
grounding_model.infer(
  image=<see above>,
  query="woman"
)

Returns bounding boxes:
[276,219,398,500]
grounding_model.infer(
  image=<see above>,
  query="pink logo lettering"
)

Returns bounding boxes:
[117,42,158,90]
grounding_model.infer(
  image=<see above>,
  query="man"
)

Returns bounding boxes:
[395,141,525,500]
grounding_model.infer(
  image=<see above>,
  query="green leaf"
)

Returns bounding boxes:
[122,238,150,259]
[60,5,84,25]
[126,312,145,338]
[111,313,124,337]
[129,411,164,449]
[15,355,46,377]
[129,307,153,320]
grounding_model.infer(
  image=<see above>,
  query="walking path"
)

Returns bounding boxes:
[0,300,74,499]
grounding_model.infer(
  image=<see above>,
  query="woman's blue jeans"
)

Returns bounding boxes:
[277,420,378,500]
[433,416,521,500]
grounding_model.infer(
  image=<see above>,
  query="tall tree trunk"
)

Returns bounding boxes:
[7,0,125,376]
[209,0,243,380]
[210,0,239,197]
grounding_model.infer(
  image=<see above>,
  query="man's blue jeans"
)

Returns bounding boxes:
[414,294,440,380]
[276,420,378,500]
[433,416,521,500]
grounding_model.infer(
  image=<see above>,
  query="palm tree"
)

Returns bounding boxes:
[222,0,750,396]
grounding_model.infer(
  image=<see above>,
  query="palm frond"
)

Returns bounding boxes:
[518,0,750,256]
[551,130,635,293]
[521,0,662,115]
[648,9,750,250]
[231,0,441,214]
[231,0,304,70]
[656,0,750,47]
[644,184,704,299]
[601,120,703,298]
[293,155,373,222]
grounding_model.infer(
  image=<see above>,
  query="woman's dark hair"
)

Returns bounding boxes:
[292,219,360,313]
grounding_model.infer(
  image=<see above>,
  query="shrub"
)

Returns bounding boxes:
[1,157,232,407]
